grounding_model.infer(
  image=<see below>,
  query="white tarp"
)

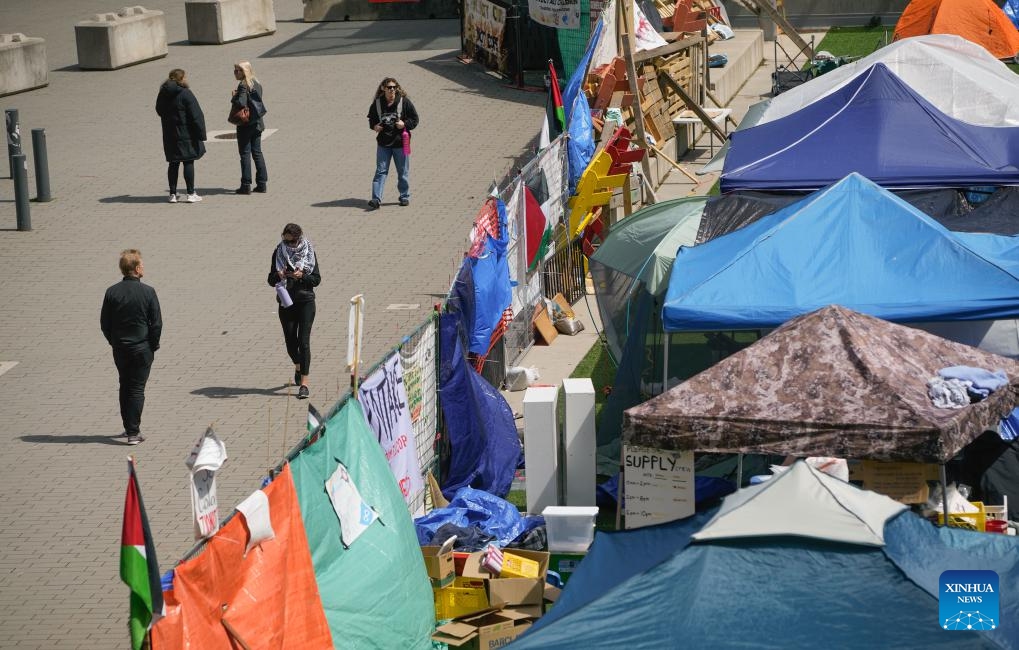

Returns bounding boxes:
[759,34,1019,127]
[692,461,907,546]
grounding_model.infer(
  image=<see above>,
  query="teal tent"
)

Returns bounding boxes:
[291,400,434,649]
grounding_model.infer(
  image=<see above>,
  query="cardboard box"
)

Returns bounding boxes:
[464,549,550,606]
[500,552,540,579]
[432,608,534,649]
[422,544,455,589]
[548,552,587,586]
[433,577,490,620]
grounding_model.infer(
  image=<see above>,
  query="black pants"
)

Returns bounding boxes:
[237,127,268,186]
[168,160,195,194]
[112,344,153,435]
[279,300,315,376]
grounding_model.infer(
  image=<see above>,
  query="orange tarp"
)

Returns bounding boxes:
[894,0,1019,59]
[152,465,332,650]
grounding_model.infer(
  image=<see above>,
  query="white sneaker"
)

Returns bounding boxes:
[168,193,178,203]
[185,193,202,203]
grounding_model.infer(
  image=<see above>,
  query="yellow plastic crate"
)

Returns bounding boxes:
[937,501,986,532]
[433,578,489,620]
[499,552,540,579]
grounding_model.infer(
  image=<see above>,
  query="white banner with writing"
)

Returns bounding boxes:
[184,427,228,540]
[623,445,694,529]
[528,0,581,29]
[358,353,425,506]
[325,462,379,548]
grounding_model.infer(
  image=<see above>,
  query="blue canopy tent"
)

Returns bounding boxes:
[512,463,1019,649]
[663,173,1019,333]
[720,64,1019,192]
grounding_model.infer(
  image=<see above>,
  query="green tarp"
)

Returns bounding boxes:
[291,400,433,649]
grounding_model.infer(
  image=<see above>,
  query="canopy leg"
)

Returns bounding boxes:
[940,464,950,528]
[662,333,670,395]
[737,453,744,488]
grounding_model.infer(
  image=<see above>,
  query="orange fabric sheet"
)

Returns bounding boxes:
[152,465,332,649]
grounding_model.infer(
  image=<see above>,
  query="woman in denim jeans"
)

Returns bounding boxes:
[232,61,268,194]
[366,78,419,209]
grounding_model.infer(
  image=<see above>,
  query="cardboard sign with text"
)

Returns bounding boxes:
[623,445,695,528]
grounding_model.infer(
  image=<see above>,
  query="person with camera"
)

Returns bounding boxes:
[366,78,418,209]
[231,61,268,195]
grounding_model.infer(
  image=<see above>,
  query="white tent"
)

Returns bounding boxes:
[701,34,1019,173]
[691,461,907,546]
[761,34,1019,127]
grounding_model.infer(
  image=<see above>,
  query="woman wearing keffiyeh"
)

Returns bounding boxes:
[267,223,321,399]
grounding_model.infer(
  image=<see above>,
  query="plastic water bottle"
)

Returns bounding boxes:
[402,129,411,155]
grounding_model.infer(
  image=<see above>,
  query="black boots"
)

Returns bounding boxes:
[235,184,251,195]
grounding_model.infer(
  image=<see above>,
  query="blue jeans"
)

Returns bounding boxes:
[372,146,410,202]
[237,126,267,186]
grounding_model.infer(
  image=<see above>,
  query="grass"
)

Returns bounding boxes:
[814,25,893,59]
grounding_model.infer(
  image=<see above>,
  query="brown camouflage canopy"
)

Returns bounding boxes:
[624,305,1019,462]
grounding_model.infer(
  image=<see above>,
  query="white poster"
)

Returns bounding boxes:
[623,445,695,529]
[325,462,379,548]
[528,0,581,29]
[358,353,425,506]
[184,427,228,540]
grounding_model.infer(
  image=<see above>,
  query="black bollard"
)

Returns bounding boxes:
[31,128,51,202]
[13,154,31,231]
[5,108,21,178]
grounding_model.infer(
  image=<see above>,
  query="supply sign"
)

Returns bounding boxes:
[623,445,694,529]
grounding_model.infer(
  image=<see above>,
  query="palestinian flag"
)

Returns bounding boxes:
[524,185,552,272]
[539,60,566,149]
[121,458,163,650]
[308,404,323,433]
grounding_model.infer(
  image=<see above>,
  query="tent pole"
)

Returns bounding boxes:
[662,332,669,394]
[737,453,743,488]
[940,464,950,528]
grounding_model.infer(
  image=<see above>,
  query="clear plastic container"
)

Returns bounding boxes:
[542,506,599,552]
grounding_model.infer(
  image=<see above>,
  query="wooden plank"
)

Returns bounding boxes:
[658,70,726,139]
[633,34,703,63]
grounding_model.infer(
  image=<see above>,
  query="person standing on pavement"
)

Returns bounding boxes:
[367,77,418,210]
[232,61,268,195]
[155,68,207,203]
[101,250,162,445]
[267,224,320,399]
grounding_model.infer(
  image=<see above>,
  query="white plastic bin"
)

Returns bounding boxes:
[542,506,599,552]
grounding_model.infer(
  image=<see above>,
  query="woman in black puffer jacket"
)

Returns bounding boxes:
[155,68,207,203]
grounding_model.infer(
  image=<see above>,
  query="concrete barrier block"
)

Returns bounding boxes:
[75,6,168,70]
[185,0,276,44]
[0,34,48,97]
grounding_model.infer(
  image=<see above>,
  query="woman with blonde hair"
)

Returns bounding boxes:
[231,60,268,194]
[155,68,206,202]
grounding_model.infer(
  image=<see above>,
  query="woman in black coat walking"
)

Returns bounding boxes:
[155,68,207,203]
[231,61,268,195]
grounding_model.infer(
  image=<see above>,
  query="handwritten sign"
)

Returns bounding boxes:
[185,427,227,540]
[359,353,424,506]
[623,445,694,529]
[860,461,938,504]
[528,0,581,29]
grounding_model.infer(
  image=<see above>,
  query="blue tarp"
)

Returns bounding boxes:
[720,63,1019,192]
[413,486,542,548]
[514,511,1018,649]
[663,173,1019,331]
[438,313,521,498]
[1006,0,1019,29]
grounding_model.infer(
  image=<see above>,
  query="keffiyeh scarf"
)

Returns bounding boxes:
[275,237,316,275]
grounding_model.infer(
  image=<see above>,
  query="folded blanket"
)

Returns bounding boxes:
[928,377,971,409]
[938,366,1008,399]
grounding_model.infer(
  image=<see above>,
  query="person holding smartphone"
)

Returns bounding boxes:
[267,224,320,399]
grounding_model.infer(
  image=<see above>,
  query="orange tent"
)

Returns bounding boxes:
[894,0,1019,59]
[151,464,333,650]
